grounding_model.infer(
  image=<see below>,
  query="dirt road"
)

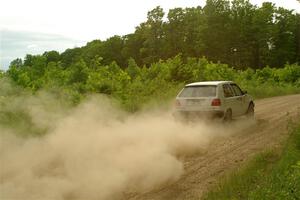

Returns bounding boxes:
[128,94,300,200]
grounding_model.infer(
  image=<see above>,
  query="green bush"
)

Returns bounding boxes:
[5,54,300,112]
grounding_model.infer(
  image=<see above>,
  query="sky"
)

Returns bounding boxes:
[0,0,299,70]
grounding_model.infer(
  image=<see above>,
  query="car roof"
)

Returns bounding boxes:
[185,81,233,86]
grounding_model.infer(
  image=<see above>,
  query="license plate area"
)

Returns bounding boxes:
[186,99,205,106]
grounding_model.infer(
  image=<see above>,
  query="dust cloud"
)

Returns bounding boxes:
[0,93,248,200]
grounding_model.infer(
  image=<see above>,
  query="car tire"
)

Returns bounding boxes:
[246,103,254,118]
[223,109,232,122]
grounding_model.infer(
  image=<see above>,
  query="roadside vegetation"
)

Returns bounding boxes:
[203,122,300,200]
[4,55,300,112]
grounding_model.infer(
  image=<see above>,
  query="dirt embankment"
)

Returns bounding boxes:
[128,94,300,200]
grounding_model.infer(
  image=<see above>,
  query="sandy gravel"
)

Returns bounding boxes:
[128,94,300,200]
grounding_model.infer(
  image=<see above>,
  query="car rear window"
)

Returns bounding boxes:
[179,85,216,97]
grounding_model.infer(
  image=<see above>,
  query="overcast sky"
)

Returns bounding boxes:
[1,0,299,70]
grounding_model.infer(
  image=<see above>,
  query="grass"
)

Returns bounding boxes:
[238,81,300,100]
[203,122,300,200]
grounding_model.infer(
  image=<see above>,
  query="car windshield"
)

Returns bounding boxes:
[179,85,216,97]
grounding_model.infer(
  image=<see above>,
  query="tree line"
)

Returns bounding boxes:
[8,0,300,71]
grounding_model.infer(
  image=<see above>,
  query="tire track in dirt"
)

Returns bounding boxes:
[128,94,300,200]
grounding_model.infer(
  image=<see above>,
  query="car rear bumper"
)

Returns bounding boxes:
[173,110,224,120]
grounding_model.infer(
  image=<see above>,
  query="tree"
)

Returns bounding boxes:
[139,6,166,65]
[269,8,298,67]
[81,40,103,67]
[60,47,83,68]
[203,0,231,63]
[122,33,144,66]
[101,36,126,67]
[67,59,89,84]
[296,14,300,64]
[165,8,187,58]
[10,58,23,68]
[43,51,60,63]
[251,2,275,68]
[183,7,206,57]
[229,0,255,69]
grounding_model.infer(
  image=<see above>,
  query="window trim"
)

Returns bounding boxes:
[230,83,243,96]
[223,84,235,98]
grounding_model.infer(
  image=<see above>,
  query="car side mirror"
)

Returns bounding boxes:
[243,90,247,94]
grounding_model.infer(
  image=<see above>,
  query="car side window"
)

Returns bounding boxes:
[223,84,234,98]
[230,84,243,96]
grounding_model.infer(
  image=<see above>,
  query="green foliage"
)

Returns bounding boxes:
[248,125,300,200]
[0,79,44,136]
[0,70,5,79]
[6,52,300,112]
[203,124,300,200]
[43,50,61,63]
[126,58,141,79]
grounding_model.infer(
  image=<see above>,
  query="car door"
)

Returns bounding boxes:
[230,83,246,116]
[222,84,239,117]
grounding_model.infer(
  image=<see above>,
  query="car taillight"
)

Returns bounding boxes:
[211,98,221,106]
[175,100,181,107]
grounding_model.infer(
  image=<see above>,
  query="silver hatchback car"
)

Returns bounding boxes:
[174,81,254,121]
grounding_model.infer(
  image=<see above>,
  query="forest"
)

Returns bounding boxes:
[7,0,300,69]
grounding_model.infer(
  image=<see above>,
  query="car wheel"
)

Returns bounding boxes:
[246,103,254,118]
[223,109,232,122]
